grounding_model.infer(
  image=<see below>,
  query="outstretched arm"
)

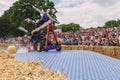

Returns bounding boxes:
[32,5,43,13]
[47,13,59,24]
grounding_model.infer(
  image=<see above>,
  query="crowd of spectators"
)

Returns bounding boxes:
[0,35,30,47]
[0,26,120,47]
[57,26,120,46]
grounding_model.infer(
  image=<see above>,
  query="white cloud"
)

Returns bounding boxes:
[0,0,16,16]
[55,0,120,28]
[56,0,82,8]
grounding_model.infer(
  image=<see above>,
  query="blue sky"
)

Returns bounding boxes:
[52,0,60,4]
[0,0,120,28]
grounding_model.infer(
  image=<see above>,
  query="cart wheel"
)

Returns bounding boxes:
[44,49,48,52]
[36,43,42,52]
[56,47,61,51]
[56,44,61,51]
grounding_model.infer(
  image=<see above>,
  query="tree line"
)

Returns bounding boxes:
[0,0,56,38]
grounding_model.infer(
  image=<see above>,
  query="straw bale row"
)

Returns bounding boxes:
[0,43,10,47]
[61,45,120,59]
[0,43,24,48]
[0,51,68,80]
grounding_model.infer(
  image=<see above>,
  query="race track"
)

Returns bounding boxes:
[15,50,120,80]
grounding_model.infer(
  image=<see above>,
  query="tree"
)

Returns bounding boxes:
[0,17,12,38]
[104,20,119,28]
[60,23,82,32]
[1,0,56,36]
[117,19,120,26]
[61,24,69,32]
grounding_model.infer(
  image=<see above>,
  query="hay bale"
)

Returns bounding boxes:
[101,46,107,54]
[0,50,15,59]
[61,45,66,50]
[113,47,120,58]
[68,46,72,50]
[75,46,80,50]
[77,46,83,50]
[101,46,116,57]
[62,45,72,50]
[71,46,78,50]
[0,43,2,46]
[104,47,114,56]
[0,43,9,48]
[81,45,86,50]
[86,46,94,51]
[0,50,69,80]
[92,46,102,53]
[61,45,120,60]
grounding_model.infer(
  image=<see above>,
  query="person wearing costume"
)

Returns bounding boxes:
[31,5,59,34]
[29,5,59,51]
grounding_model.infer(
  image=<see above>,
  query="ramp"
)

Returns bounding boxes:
[15,50,120,80]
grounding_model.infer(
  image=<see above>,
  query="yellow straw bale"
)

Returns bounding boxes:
[104,47,114,56]
[0,50,69,80]
[61,45,120,59]
[113,47,120,58]
[71,46,78,50]
[86,46,94,51]
[78,46,83,50]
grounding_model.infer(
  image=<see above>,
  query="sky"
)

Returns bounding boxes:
[0,0,120,28]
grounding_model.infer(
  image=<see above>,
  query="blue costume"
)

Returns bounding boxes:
[37,12,49,27]
[41,12,49,22]
[31,12,50,43]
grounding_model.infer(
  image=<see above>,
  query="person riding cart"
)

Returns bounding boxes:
[29,5,61,52]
